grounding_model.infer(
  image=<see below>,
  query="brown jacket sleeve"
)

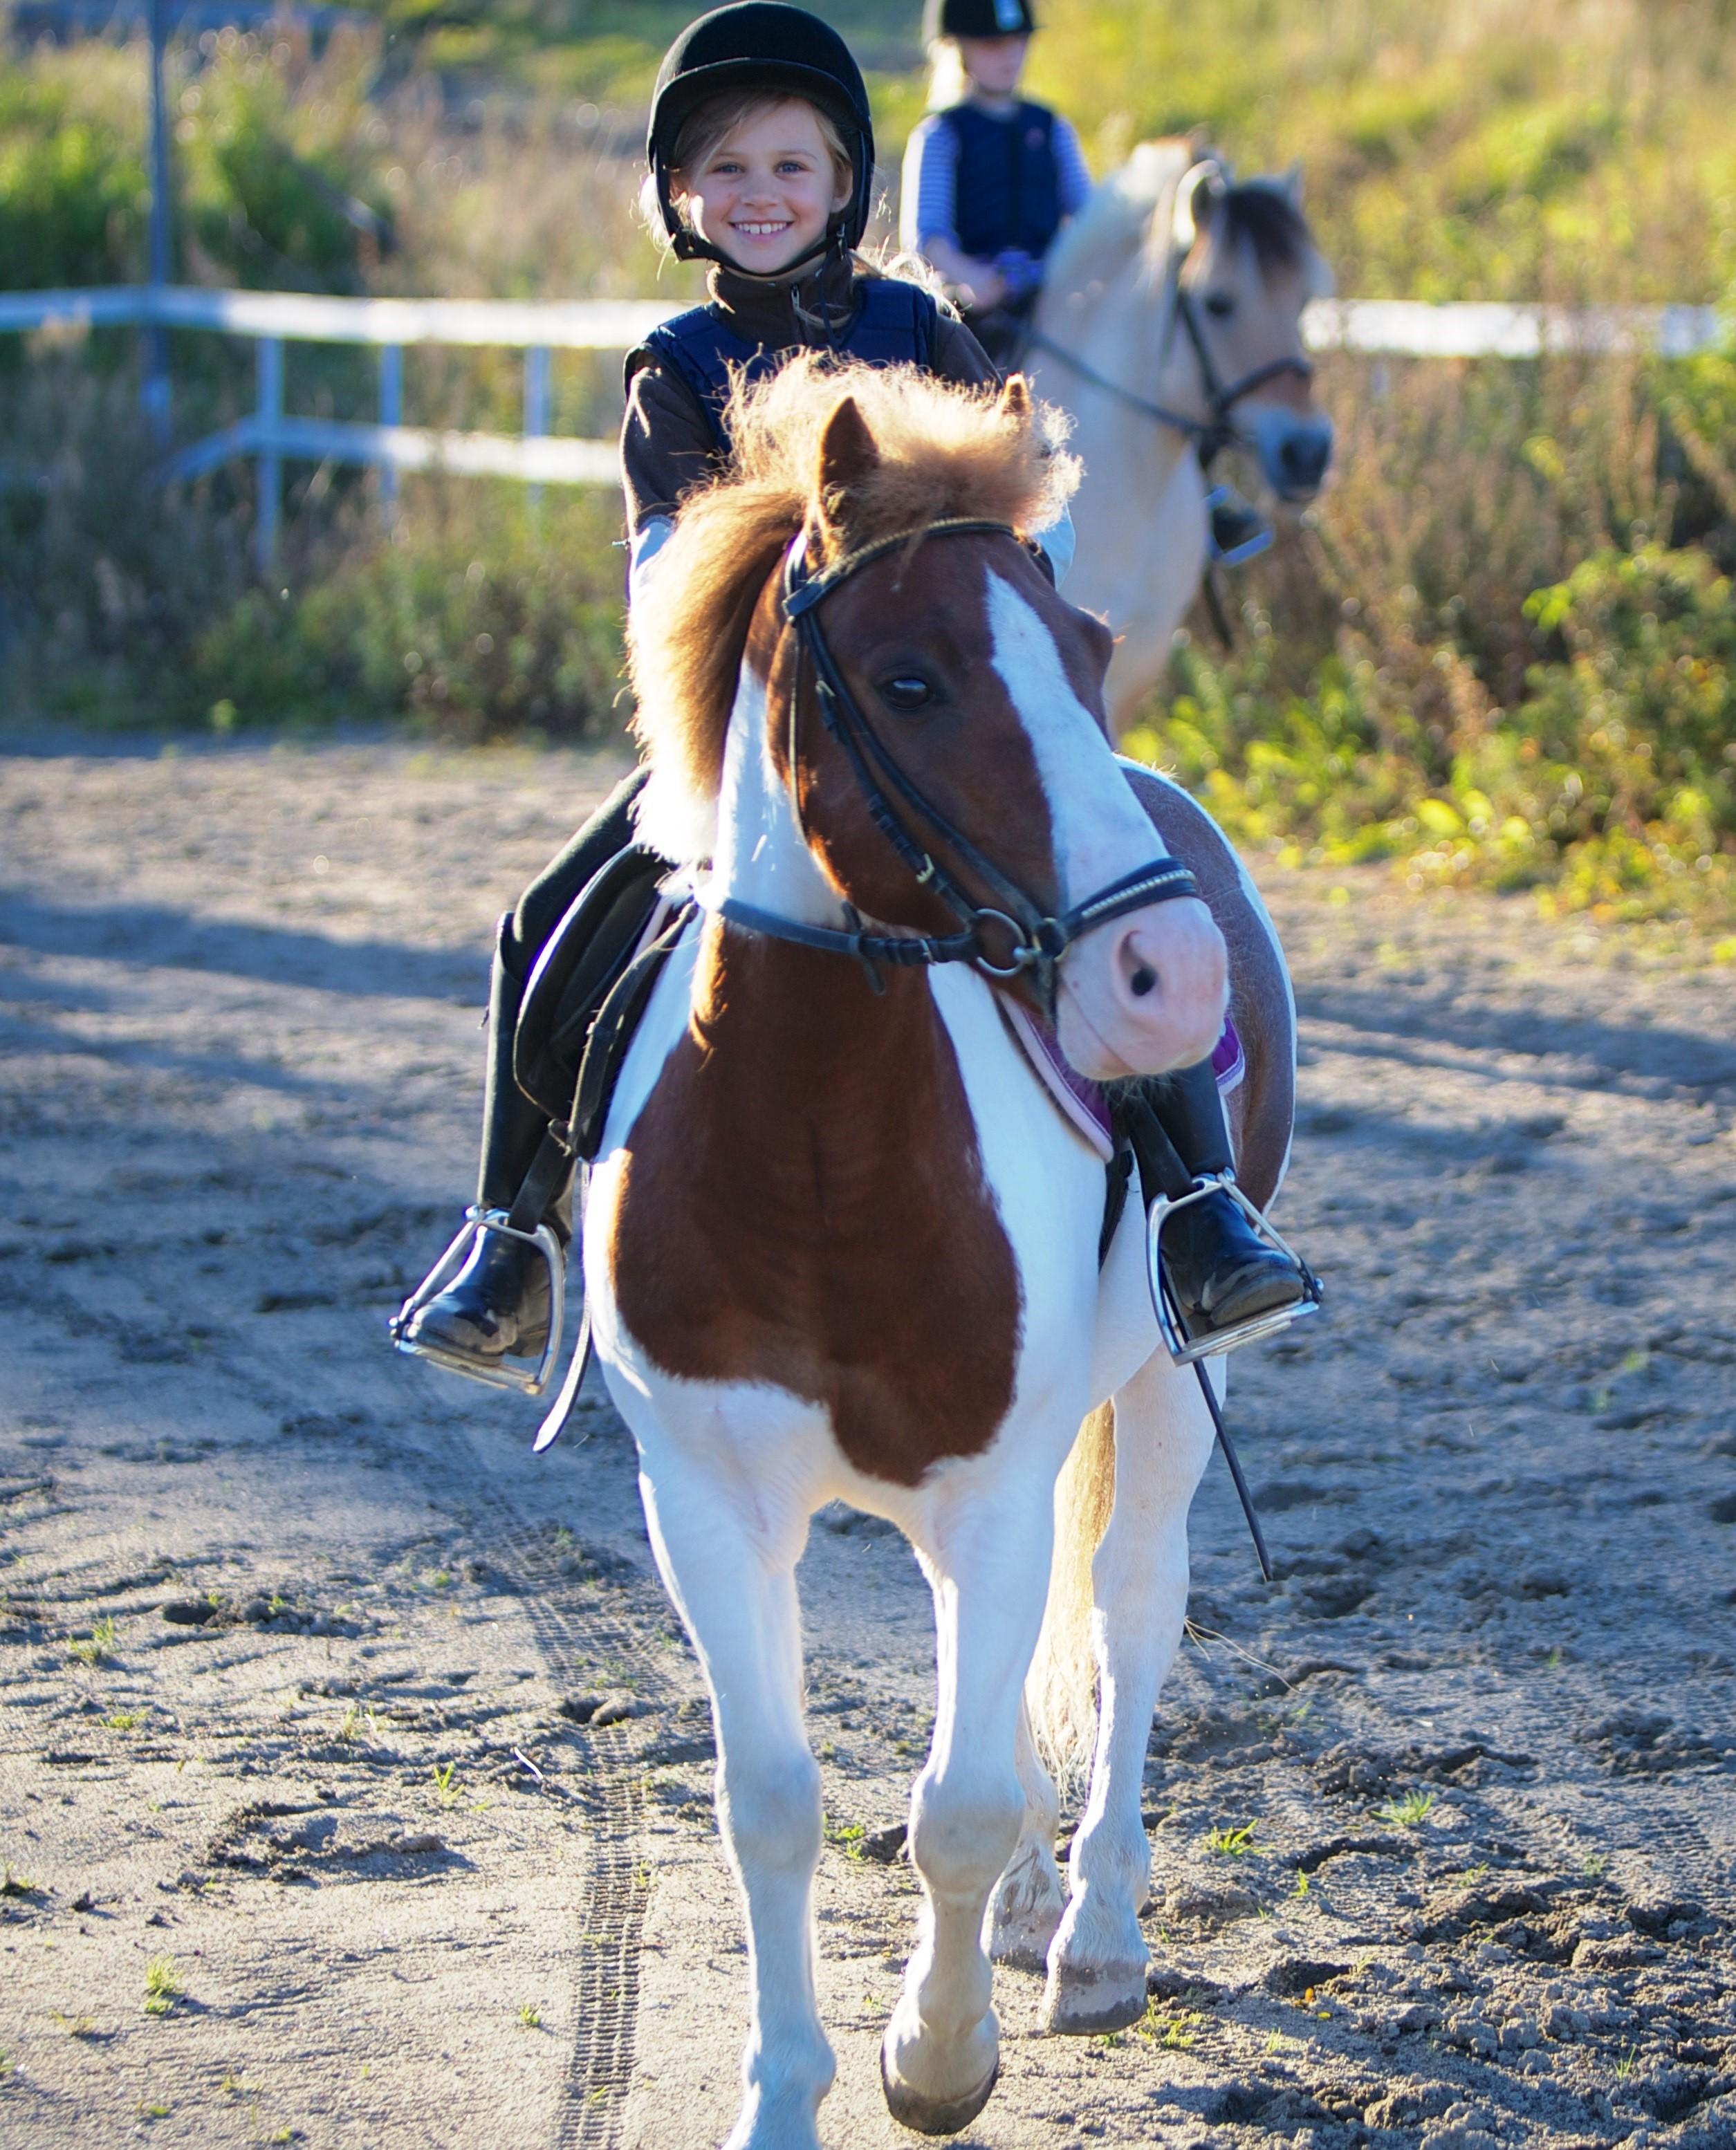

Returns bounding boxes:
[930,312,1001,390]
[620,354,721,534]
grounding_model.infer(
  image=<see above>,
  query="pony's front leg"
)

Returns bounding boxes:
[638,1459,833,2150]
[1044,1353,1215,2035]
[988,1698,1064,1972]
[883,1492,1053,2135]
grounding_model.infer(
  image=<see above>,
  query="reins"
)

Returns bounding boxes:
[709,517,1199,995]
[1023,286,1313,467]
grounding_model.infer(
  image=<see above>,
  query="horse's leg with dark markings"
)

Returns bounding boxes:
[1042,1351,1216,2033]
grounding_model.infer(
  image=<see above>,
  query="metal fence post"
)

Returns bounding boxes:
[256,335,284,574]
[142,0,174,447]
[378,341,402,513]
[524,344,550,515]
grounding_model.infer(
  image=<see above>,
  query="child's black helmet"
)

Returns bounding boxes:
[647,3,877,264]
[922,0,1037,39]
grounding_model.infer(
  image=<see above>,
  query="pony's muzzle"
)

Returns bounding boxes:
[1055,898,1227,1081]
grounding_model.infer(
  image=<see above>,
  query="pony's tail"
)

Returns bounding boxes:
[1027,1400,1117,1786]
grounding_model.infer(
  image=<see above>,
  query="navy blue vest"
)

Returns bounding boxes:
[942,101,1062,263]
[639,276,942,454]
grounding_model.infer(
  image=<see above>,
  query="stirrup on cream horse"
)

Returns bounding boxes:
[1024,141,1337,733]
[578,354,1306,2148]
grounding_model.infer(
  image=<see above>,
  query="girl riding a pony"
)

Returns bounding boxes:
[395,0,1307,1385]
[898,0,1091,365]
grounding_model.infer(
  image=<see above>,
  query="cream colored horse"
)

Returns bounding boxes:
[1025,142,1336,733]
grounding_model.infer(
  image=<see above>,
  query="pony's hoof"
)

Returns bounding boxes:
[1041,1960,1149,2037]
[989,1847,1064,1972]
[879,2039,999,2137]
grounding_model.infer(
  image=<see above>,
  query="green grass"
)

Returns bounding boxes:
[1205,1821,1259,1858]
[66,1616,118,1668]
[1376,1789,1439,1828]
[142,1956,181,2017]
[4,6,1735,929]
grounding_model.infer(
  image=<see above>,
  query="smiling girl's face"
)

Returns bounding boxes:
[673,99,852,274]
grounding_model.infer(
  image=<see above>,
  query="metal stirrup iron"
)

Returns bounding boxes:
[389,1123,574,1398]
[1145,1171,1322,1368]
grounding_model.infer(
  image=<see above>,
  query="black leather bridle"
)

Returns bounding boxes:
[1025,285,1313,465]
[710,518,1199,999]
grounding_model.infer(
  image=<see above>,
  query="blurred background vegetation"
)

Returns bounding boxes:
[3,0,1735,927]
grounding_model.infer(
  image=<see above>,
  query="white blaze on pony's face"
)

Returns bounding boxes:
[983,570,1228,1078]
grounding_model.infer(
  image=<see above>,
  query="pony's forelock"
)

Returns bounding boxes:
[626,353,1078,863]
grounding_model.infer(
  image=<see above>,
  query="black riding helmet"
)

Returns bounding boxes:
[922,0,1037,39]
[647,3,876,268]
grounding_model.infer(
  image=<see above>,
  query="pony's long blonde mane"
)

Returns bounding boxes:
[627,353,1078,864]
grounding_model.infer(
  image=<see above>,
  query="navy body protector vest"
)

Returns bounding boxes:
[640,276,942,455]
[943,100,1062,264]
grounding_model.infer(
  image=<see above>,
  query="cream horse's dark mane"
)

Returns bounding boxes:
[1044,138,1319,303]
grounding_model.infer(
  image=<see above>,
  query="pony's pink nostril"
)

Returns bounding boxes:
[1129,964,1157,999]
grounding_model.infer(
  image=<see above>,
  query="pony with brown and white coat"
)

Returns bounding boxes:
[586,356,1299,2148]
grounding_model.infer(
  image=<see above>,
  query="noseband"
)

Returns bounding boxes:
[1026,285,1313,463]
[710,519,1198,997]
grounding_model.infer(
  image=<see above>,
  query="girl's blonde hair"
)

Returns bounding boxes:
[925,39,968,109]
[641,89,856,254]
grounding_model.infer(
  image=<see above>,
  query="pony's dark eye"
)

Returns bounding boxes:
[880,675,934,712]
[1203,291,1235,320]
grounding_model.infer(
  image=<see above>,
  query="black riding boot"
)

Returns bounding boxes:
[1141,1055,1307,1340]
[400,931,570,1365]
[397,772,652,1371]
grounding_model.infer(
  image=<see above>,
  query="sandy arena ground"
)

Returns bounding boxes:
[1,732,1732,2150]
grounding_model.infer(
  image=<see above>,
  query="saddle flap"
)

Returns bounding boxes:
[515,847,670,1124]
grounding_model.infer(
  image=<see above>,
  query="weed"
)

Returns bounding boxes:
[142,1956,181,2017]
[68,1616,118,1668]
[50,2012,96,2039]
[1264,2030,1302,2054]
[1,1865,41,1899]
[136,2100,170,2120]
[553,1528,575,1548]
[1615,2044,1640,2079]
[1582,1852,1609,1878]
[1206,1822,1258,1858]
[432,1761,461,1807]
[1544,1647,1562,1671]
[1376,1789,1438,1828]
[517,2003,542,2029]
[825,1822,867,1862]
[1161,2011,1199,2052]
[104,1709,146,1731]
[1292,1870,1311,1898]
[0,2047,10,2077]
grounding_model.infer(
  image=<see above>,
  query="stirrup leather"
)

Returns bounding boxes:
[389,1207,566,1397]
[1146,1170,1322,1365]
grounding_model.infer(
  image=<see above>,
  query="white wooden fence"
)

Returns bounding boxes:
[0,284,1725,566]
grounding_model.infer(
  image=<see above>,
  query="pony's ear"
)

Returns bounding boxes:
[816,396,880,537]
[997,373,1033,423]
[1282,160,1304,210]
[1173,160,1224,254]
